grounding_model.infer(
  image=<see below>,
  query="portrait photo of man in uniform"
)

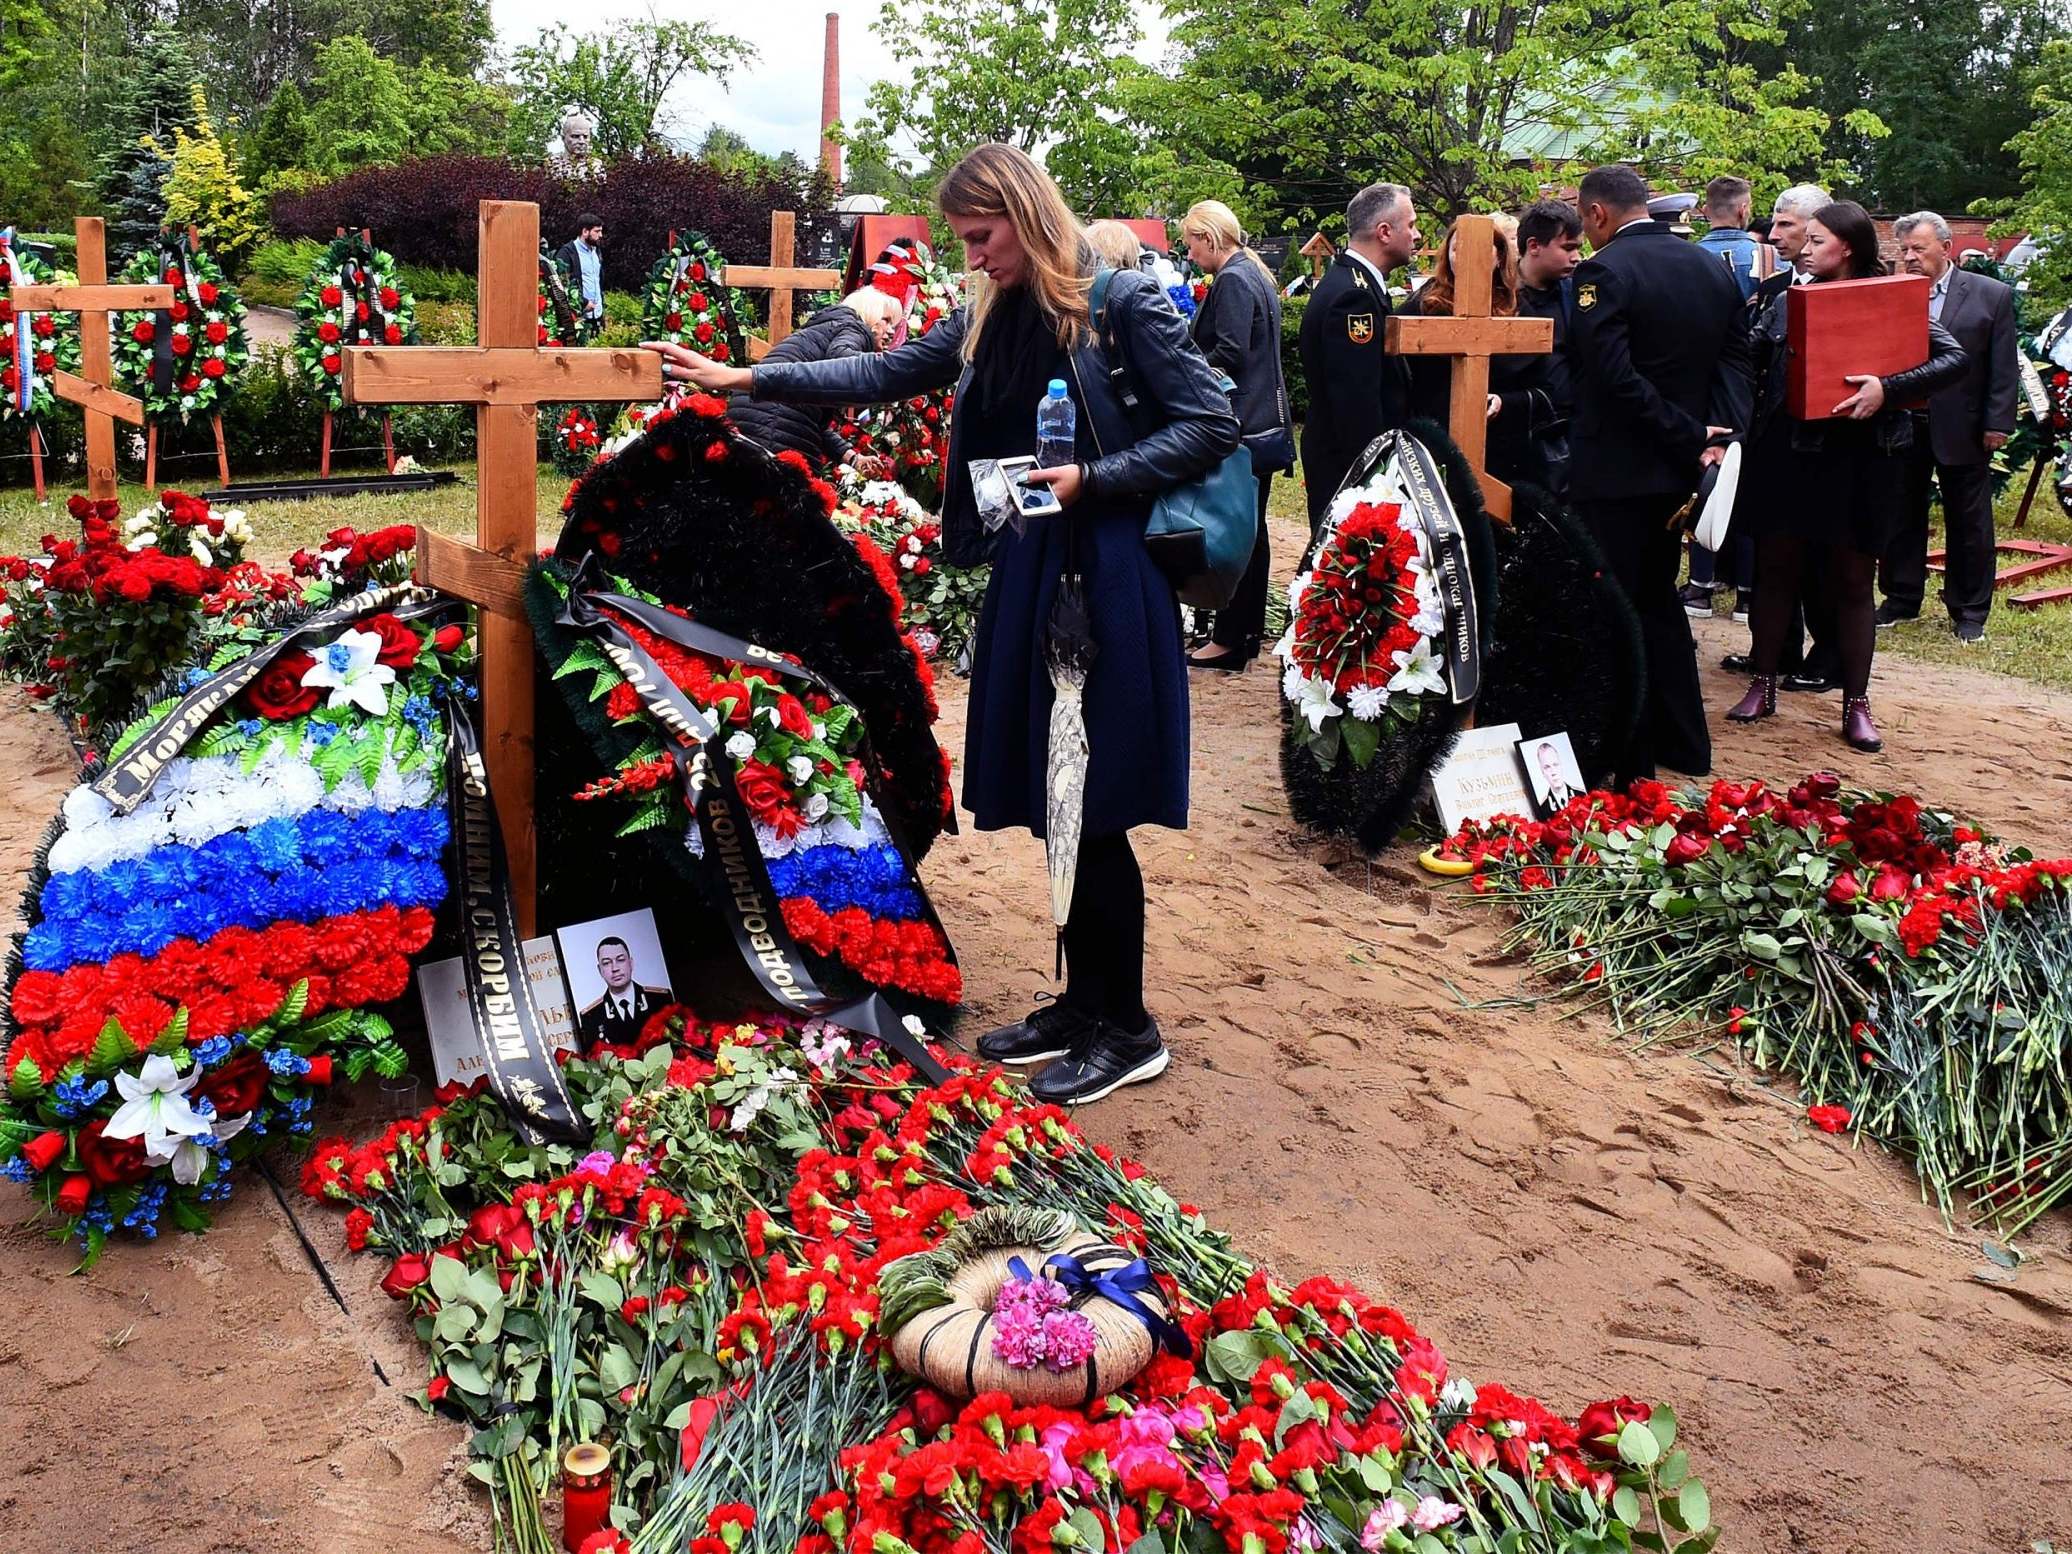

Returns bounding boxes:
[1518,732,1586,817]
[558,910,676,1050]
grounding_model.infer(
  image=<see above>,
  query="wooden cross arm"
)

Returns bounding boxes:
[1385,315,1553,356]
[721,264,843,290]
[341,346,664,405]
[52,369,146,426]
[12,283,176,311]
[415,527,532,615]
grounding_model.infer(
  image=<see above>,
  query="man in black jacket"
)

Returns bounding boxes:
[1297,181,1419,532]
[1516,199,1583,495]
[1569,165,1752,781]
[1880,212,2021,643]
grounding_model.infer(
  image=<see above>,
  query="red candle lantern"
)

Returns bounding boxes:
[561,1442,613,1552]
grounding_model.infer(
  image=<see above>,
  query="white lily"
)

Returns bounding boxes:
[1387,635,1448,699]
[104,1054,212,1162]
[169,1105,252,1184]
[301,628,396,716]
[1295,674,1343,734]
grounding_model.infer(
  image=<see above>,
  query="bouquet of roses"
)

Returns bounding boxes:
[639,232,744,363]
[112,238,249,423]
[1441,773,2072,1235]
[0,599,471,1260]
[0,491,278,735]
[831,470,988,664]
[839,241,963,509]
[288,522,418,599]
[1275,465,1450,772]
[294,234,419,413]
[0,230,79,426]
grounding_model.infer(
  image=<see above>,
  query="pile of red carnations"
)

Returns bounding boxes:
[1440,774,2072,1234]
[302,1009,1715,1554]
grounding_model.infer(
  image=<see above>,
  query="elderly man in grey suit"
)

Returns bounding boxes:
[1878,212,2020,643]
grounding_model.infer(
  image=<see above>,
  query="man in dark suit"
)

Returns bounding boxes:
[575,935,672,1047]
[1297,181,1419,533]
[1568,164,1752,782]
[1879,212,2020,643]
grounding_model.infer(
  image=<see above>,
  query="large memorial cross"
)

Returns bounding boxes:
[1385,213,1552,522]
[723,211,843,361]
[12,217,174,501]
[341,199,662,933]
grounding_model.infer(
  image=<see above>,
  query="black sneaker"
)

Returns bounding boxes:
[976,998,1093,1067]
[1028,1018,1170,1105]
[1731,590,1752,625]
[1875,602,1919,629]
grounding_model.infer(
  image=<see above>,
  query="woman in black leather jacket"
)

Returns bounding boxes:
[1725,201,1966,753]
[726,289,902,471]
[644,143,1239,1108]
[1181,199,1294,671]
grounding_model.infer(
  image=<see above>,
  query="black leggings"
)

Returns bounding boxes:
[1062,832,1147,1032]
[1751,535,1876,697]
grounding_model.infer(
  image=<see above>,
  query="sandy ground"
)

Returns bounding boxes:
[2,510,2069,1553]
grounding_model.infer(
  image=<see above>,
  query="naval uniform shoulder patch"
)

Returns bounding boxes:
[1575,282,1598,310]
[1347,312,1375,344]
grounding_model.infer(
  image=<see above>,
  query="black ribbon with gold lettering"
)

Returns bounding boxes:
[554,577,952,1083]
[91,584,450,813]
[1381,430,1481,706]
[444,696,584,1144]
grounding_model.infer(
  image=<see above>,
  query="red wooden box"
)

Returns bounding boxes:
[1787,274,1929,420]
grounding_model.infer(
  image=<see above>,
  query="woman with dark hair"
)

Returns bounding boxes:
[1400,214,1558,486]
[643,143,1240,1105]
[1179,199,1293,671]
[1724,200,1967,753]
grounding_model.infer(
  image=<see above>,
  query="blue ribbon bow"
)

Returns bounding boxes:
[1008,1252,1192,1358]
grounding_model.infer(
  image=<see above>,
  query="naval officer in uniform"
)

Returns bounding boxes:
[1297,181,1420,533]
[1568,164,1752,783]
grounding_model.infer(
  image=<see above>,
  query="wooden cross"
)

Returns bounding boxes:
[12,217,173,501]
[1300,232,1335,282]
[723,211,842,361]
[342,199,662,934]
[1385,213,1552,521]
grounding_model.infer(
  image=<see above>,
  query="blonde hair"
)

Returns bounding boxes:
[1418,215,1519,318]
[838,286,905,331]
[1182,198,1273,281]
[936,143,1092,360]
[1083,220,1144,271]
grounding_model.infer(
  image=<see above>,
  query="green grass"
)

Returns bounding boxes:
[0,465,574,566]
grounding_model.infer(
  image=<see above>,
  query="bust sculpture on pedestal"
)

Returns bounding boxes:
[551,108,604,179]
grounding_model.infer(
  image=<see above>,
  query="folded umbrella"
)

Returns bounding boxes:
[1044,573,1098,976]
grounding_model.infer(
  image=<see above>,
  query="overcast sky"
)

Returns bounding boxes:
[489,0,1168,163]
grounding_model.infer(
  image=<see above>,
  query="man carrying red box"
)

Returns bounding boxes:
[1875,213,2021,644]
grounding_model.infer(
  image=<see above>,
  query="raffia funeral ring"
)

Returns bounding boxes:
[879,1205,1188,1406]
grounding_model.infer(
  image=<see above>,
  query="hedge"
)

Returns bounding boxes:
[269,152,828,295]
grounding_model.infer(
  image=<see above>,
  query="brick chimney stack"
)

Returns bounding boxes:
[820,12,842,187]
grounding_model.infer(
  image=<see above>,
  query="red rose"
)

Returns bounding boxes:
[317,321,341,344]
[56,1175,92,1216]
[686,291,709,311]
[355,300,369,321]
[21,1130,66,1173]
[131,319,156,343]
[775,693,813,738]
[321,285,342,307]
[384,324,401,344]
[32,351,50,373]
[694,321,715,344]
[181,373,201,393]
[169,300,190,322]
[360,612,423,669]
[1870,867,1910,902]
[197,281,218,304]
[244,650,320,720]
[433,624,465,653]
[322,354,343,375]
[665,311,683,330]
[75,1118,152,1187]
[195,1052,267,1118]
[379,287,399,309]
[205,320,228,344]
[304,1054,333,1085]
[171,331,193,356]
[380,1251,432,1299]
[1663,832,1711,867]
[202,358,225,379]
[689,261,707,282]
[711,342,730,362]
[1825,872,1861,907]
[1576,1397,1650,1457]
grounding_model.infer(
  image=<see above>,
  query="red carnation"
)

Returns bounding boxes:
[1807,1104,1852,1134]
[379,287,400,309]
[665,312,683,330]
[384,323,402,344]
[244,650,320,720]
[169,300,190,322]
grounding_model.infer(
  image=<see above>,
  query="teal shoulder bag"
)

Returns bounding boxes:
[1090,267,1257,611]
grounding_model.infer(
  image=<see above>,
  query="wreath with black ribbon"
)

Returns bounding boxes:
[0,230,79,427]
[638,231,746,363]
[293,234,420,413]
[112,231,250,423]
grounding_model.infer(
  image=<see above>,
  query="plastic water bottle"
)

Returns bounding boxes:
[1036,378,1076,469]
